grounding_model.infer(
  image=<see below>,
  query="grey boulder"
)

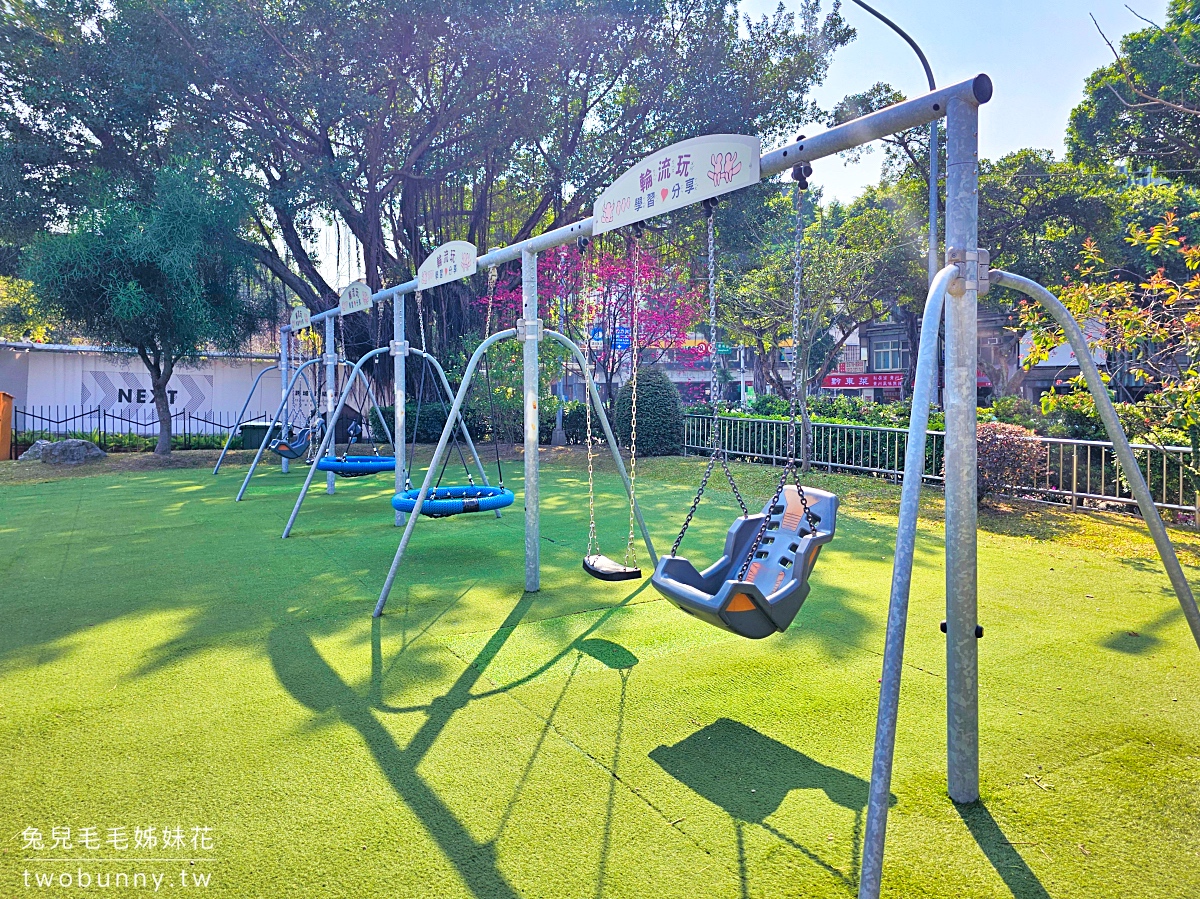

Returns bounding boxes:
[18,439,53,461]
[41,439,107,465]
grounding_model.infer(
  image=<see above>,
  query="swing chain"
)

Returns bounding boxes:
[625,238,640,566]
[671,207,748,558]
[585,381,599,558]
[416,290,427,351]
[735,180,817,580]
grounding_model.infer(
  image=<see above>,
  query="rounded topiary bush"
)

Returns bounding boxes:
[967,421,1046,500]
[614,367,684,456]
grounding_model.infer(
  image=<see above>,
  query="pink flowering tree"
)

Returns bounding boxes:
[474,241,704,408]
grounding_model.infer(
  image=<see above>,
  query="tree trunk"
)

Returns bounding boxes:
[151,368,174,455]
[796,374,813,474]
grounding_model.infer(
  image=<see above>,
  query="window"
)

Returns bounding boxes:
[872,339,910,372]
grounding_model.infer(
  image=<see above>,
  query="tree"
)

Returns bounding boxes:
[1069,1,1200,187]
[719,181,924,468]
[0,276,60,342]
[1020,213,1200,500]
[1,0,851,368]
[22,169,272,454]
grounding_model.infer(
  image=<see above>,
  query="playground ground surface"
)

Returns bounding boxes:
[1,447,1198,898]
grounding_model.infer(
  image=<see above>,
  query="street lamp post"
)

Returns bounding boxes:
[849,1,938,286]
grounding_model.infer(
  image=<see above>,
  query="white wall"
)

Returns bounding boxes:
[0,344,283,421]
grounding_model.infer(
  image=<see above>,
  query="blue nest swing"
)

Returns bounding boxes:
[316,455,396,476]
[391,484,514,518]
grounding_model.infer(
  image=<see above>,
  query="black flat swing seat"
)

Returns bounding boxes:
[651,484,838,639]
[583,554,642,582]
[269,427,315,460]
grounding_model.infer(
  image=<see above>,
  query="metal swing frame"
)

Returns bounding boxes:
[277,75,1199,898]
[234,356,392,503]
[282,339,498,538]
[213,363,278,474]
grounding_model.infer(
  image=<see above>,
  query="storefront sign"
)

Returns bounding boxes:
[821,372,906,389]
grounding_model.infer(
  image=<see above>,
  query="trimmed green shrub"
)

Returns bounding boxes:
[614,367,683,456]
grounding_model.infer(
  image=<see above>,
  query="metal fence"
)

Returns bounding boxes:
[10,405,268,456]
[683,413,1198,521]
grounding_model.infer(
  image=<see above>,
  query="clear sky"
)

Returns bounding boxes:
[740,0,1157,201]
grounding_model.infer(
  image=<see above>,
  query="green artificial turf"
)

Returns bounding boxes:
[0,450,1197,898]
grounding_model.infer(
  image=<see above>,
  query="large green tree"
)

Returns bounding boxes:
[1069,0,1200,187]
[22,170,272,454]
[1,0,851,365]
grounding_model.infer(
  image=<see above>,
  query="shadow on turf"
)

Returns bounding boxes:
[272,584,650,899]
[651,718,893,893]
[1101,604,1182,655]
[956,801,1051,899]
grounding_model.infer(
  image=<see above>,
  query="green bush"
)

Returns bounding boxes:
[562,401,588,445]
[749,393,789,416]
[614,367,683,456]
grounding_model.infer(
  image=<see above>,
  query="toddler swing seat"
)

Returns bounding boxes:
[269,426,317,460]
[651,484,838,639]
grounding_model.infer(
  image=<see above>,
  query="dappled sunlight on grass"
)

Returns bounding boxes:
[0,451,1197,898]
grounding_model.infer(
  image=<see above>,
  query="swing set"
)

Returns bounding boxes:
[280,76,1200,899]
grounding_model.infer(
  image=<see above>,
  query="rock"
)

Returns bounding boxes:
[41,439,107,465]
[18,439,53,461]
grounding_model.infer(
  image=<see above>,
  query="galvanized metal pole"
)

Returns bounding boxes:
[993,270,1200,653]
[943,95,981,805]
[280,325,290,474]
[394,293,407,525]
[858,266,957,899]
[324,315,337,495]
[522,248,540,592]
[213,364,277,475]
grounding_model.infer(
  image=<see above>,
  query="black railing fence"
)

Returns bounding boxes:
[10,405,271,456]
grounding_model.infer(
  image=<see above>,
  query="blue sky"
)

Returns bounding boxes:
[741,0,1158,201]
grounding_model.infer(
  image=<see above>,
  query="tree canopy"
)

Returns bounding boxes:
[21,168,273,453]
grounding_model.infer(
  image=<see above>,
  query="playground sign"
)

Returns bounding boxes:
[289,304,311,331]
[418,241,477,290]
[339,281,372,316]
[592,134,761,236]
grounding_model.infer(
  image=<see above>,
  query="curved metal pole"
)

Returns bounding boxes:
[410,347,502,518]
[283,346,390,537]
[859,265,956,899]
[375,330,517,617]
[993,270,1200,651]
[235,357,323,502]
[848,0,938,287]
[213,364,278,474]
[545,329,657,566]
[281,346,493,537]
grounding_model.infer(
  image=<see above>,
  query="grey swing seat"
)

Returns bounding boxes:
[651,484,838,639]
